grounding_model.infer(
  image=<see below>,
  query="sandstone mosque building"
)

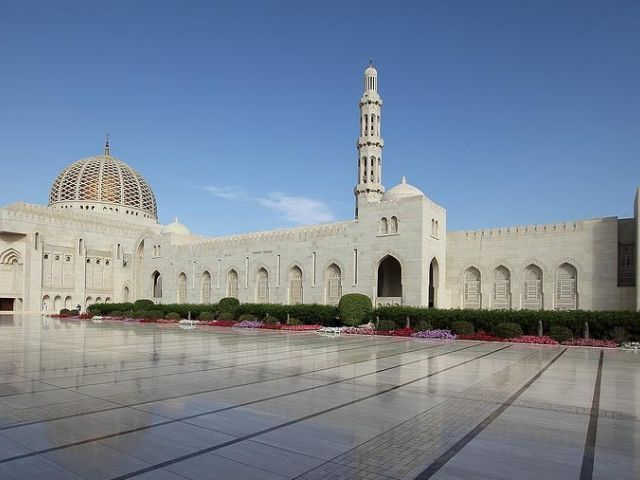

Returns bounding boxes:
[1,64,639,313]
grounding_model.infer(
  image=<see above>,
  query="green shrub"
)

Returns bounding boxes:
[451,321,475,335]
[288,318,302,326]
[414,320,432,332]
[165,312,181,320]
[549,325,573,342]
[110,310,124,317]
[610,326,627,344]
[198,311,215,321]
[494,322,523,339]
[91,308,102,316]
[263,315,279,325]
[218,297,240,312]
[133,299,155,310]
[238,313,257,321]
[69,309,80,316]
[217,311,235,321]
[377,319,397,331]
[338,294,373,327]
[135,310,163,320]
[59,308,71,315]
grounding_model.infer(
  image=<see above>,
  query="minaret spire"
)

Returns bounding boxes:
[354,61,384,217]
[104,132,111,156]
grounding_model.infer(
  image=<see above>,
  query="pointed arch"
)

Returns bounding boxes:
[492,265,511,309]
[523,264,543,310]
[380,217,388,234]
[122,286,130,303]
[389,216,398,234]
[555,263,577,310]
[201,270,212,303]
[463,267,481,309]
[325,263,342,305]
[177,272,187,303]
[256,267,269,303]
[152,270,163,299]
[227,268,239,298]
[377,255,402,300]
[288,265,303,304]
[428,258,439,308]
[0,248,22,265]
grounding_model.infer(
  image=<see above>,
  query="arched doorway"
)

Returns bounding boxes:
[377,255,402,305]
[122,286,130,303]
[152,271,162,299]
[428,258,439,308]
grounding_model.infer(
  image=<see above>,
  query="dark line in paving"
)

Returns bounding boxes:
[0,343,484,467]
[579,349,604,480]
[108,345,511,480]
[413,347,567,480]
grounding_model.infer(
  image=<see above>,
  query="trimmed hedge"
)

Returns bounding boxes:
[372,307,640,341]
[134,299,155,310]
[85,299,640,341]
[549,325,574,342]
[494,322,523,339]
[338,294,372,327]
[165,312,181,320]
[451,321,474,335]
[218,297,240,312]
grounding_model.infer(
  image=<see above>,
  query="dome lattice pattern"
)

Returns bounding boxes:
[49,155,157,218]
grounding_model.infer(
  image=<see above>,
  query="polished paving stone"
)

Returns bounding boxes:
[0,313,638,479]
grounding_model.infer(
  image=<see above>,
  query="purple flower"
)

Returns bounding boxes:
[411,329,457,340]
[235,320,263,329]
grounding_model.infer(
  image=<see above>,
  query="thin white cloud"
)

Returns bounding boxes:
[258,192,336,224]
[203,186,248,200]
[202,186,336,225]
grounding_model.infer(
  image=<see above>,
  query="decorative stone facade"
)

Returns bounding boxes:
[0,65,638,312]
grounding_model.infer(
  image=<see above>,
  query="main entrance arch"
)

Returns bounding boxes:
[377,255,402,306]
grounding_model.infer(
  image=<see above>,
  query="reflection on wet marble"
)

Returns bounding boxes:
[0,313,637,479]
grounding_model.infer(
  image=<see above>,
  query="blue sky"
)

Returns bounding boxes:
[1,0,639,236]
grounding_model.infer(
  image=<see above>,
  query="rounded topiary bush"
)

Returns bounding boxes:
[218,297,240,312]
[288,318,302,326]
[494,322,523,339]
[198,311,215,321]
[451,321,475,335]
[238,313,256,321]
[59,308,71,315]
[377,319,397,331]
[217,311,235,321]
[133,299,155,311]
[263,316,279,325]
[414,320,432,332]
[549,325,574,343]
[165,312,181,321]
[338,293,372,327]
[68,309,80,316]
[137,310,163,320]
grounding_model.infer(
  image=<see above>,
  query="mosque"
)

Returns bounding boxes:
[0,64,638,313]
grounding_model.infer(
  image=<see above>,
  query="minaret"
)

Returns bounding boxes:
[354,60,384,217]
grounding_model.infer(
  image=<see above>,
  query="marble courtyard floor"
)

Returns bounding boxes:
[0,315,637,479]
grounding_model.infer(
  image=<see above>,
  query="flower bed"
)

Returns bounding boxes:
[234,320,264,329]
[411,329,457,340]
[507,335,558,345]
[281,324,321,331]
[563,338,618,348]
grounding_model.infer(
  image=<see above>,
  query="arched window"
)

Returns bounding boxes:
[431,219,435,236]
[370,156,375,181]
[64,296,73,309]
[493,266,511,309]
[152,271,162,299]
[201,271,212,303]
[556,263,577,310]
[389,216,398,234]
[523,265,543,310]
[377,255,402,300]
[326,264,342,305]
[364,114,369,136]
[362,157,368,182]
[289,266,303,304]
[177,273,187,303]
[227,269,239,298]
[54,295,62,312]
[256,268,269,303]
[122,286,130,303]
[380,217,388,234]
[435,220,439,237]
[463,267,481,309]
